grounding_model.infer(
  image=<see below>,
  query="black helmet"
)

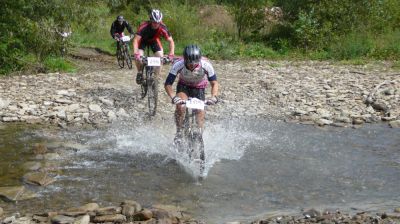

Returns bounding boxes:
[183,45,202,64]
[117,15,124,22]
[149,9,163,23]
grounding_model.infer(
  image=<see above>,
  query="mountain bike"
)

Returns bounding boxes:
[175,98,209,177]
[116,35,132,69]
[139,53,170,116]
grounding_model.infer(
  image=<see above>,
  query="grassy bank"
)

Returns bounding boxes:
[2,0,400,75]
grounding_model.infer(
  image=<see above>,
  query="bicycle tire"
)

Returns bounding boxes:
[124,45,133,69]
[147,72,158,116]
[140,67,148,99]
[189,131,205,176]
[117,45,124,68]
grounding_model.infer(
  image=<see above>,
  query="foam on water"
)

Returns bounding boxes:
[96,119,270,178]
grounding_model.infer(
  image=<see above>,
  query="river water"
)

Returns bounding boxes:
[0,119,399,223]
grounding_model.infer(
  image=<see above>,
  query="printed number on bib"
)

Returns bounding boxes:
[147,57,161,66]
[122,36,130,42]
[186,98,205,110]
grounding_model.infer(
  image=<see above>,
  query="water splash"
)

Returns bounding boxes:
[104,119,268,179]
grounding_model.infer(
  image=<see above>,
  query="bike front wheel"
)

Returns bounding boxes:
[188,131,205,176]
[117,46,124,68]
[147,74,158,116]
[124,45,132,69]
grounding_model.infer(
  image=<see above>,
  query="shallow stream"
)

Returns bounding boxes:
[0,119,399,223]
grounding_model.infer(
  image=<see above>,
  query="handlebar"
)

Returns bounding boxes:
[140,56,172,65]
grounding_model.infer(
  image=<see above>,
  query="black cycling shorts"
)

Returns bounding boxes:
[139,41,162,53]
[177,84,205,100]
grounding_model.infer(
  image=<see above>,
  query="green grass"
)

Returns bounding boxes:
[43,57,76,73]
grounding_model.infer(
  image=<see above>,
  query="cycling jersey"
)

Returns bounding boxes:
[136,21,171,51]
[165,58,217,89]
[110,20,134,38]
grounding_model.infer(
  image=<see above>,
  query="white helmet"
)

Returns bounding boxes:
[150,9,163,23]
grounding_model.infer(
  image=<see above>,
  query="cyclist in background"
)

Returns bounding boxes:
[164,45,219,143]
[110,15,134,52]
[133,9,175,84]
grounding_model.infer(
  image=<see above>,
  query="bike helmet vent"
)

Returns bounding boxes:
[150,9,163,23]
[183,45,202,64]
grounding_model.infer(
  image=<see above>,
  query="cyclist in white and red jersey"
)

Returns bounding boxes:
[164,45,219,143]
[133,9,175,84]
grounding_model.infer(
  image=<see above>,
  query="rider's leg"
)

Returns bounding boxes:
[195,110,205,133]
[135,49,144,84]
[175,92,188,133]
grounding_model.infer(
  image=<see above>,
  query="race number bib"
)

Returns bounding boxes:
[186,98,205,110]
[147,57,161,66]
[121,36,130,42]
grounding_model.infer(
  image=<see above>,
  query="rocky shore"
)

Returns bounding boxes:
[0,49,399,128]
[1,201,400,224]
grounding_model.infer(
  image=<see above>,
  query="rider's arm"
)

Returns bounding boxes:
[209,80,219,97]
[133,35,141,54]
[110,22,116,38]
[166,36,175,56]
[125,21,134,35]
[164,73,176,99]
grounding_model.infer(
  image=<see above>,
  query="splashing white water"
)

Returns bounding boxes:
[106,119,268,178]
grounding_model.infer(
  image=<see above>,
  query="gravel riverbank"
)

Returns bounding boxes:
[0,49,399,128]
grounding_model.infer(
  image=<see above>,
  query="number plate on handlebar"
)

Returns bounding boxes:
[186,98,205,110]
[147,57,161,66]
[121,36,130,42]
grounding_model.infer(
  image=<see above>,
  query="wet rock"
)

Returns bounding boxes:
[33,143,48,154]
[352,118,364,125]
[44,153,61,160]
[389,120,400,128]
[22,161,42,171]
[133,209,153,221]
[32,215,49,222]
[116,108,129,118]
[23,172,56,186]
[316,118,333,126]
[385,213,400,219]
[51,215,76,224]
[73,214,90,224]
[0,186,37,201]
[107,110,117,122]
[92,214,126,223]
[371,101,389,112]
[78,203,99,212]
[15,216,31,224]
[67,203,99,214]
[2,216,16,224]
[96,206,121,216]
[0,207,3,217]
[303,208,321,218]
[121,200,142,217]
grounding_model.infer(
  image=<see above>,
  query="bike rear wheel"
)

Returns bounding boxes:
[147,73,158,116]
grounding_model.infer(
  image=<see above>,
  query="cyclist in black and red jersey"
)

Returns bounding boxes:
[133,9,175,84]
